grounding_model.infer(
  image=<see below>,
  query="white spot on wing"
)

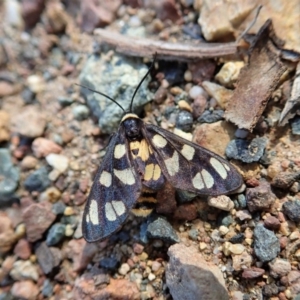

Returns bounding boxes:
[192,173,204,189]
[181,144,195,161]
[201,169,214,188]
[114,168,135,185]
[114,144,126,159]
[165,151,179,176]
[112,200,126,216]
[89,199,99,225]
[105,202,117,221]
[152,134,167,148]
[210,157,227,179]
[223,163,230,171]
[99,171,112,187]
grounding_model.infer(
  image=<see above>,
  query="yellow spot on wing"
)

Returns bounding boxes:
[99,171,112,187]
[130,140,140,151]
[89,199,99,225]
[114,144,126,159]
[152,134,167,148]
[153,164,161,181]
[138,139,150,162]
[210,157,227,179]
[144,163,154,181]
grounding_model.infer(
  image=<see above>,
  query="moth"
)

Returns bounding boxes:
[81,57,243,242]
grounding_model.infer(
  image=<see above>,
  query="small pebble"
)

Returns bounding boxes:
[118,263,130,275]
[32,138,62,158]
[226,137,268,163]
[282,200,300,223]
[148,273,156,281]
[72,105,90,121]
[197,109,224,123]
[189,86,208,100]
[24,166,51,192]
[208,195,234,211]
[133,243,144,254]
[219,225,229,236]
[175,110,193,132]
[46,223,66,246]
[151,261,162,272]
[242,267,265,279]
[46,153,69,173]
[21,156,38,170]
[254,224,280,262]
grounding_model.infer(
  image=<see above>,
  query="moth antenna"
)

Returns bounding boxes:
[129,53,157,113]
[76,83,125,113]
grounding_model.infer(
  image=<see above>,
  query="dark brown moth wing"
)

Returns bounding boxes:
[143,123,242,196]
[82,129,142,242]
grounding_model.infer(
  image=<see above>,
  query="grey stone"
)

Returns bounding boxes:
[175,110,193,132]
[42,279,53,297]
[0,149,19,199]
[226,137,268,163]
[24,166,50,192]
[166,243,229,300]
[46,223,66,246]
[197,109,224,123]
[72,104,90,121]
[79,54,153,134]
[253,224,280,262]
[147,216,179,243]
[282,200,300,223]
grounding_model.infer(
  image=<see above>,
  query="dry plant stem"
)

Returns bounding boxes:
[94,6,263,61]
[94,28,237,61]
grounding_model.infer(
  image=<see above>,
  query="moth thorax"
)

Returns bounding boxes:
[122,117,142,140]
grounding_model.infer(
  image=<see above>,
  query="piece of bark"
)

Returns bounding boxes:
[224,19,288,131]
[279,61,300,125]
[94,28,238,61]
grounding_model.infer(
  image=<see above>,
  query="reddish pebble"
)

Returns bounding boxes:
[279,236,288,249]
[32,137,62,158]
[264,216,281,230]
[278,292,288,300]
[278,212,286,222]
[14,239,32,260]
[11,280,39,299]
[133,243,144,254]
[245,178,260,187]
[242,267,265,279]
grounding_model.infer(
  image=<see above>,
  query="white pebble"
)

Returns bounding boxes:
[118,263,130,275]
[189,86,208,100]
[46,153,69,173]
[148,273,156,281]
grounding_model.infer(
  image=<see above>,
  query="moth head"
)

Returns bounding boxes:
[122,113,141,140]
